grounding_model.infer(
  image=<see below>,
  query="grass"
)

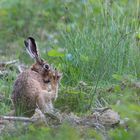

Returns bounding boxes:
[0,0,140,139]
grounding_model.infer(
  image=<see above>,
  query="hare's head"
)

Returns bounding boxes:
[24,37,54,80]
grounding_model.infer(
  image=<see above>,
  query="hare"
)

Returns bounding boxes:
[11,37,62,117]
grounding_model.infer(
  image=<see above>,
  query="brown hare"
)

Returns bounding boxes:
[12,37,62,117]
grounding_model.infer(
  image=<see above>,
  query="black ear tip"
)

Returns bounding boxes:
[28,37,35,42]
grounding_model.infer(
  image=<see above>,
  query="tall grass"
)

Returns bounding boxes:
[57,0,139,86]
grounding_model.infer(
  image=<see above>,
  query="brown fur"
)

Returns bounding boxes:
[12,64,61,117]
[12,37,62,117]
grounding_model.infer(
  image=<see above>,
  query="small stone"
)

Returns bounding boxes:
[98,109,120,126]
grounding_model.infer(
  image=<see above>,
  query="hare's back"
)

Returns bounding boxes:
[12,70,44,116]
[12,69,45,95]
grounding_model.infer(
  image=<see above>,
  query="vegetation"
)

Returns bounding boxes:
[0,0,140,139]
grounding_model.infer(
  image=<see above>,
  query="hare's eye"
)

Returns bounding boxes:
[43,64,49,70]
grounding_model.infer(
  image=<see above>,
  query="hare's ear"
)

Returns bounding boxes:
[24,37,43,64]
[24,37,39,58]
